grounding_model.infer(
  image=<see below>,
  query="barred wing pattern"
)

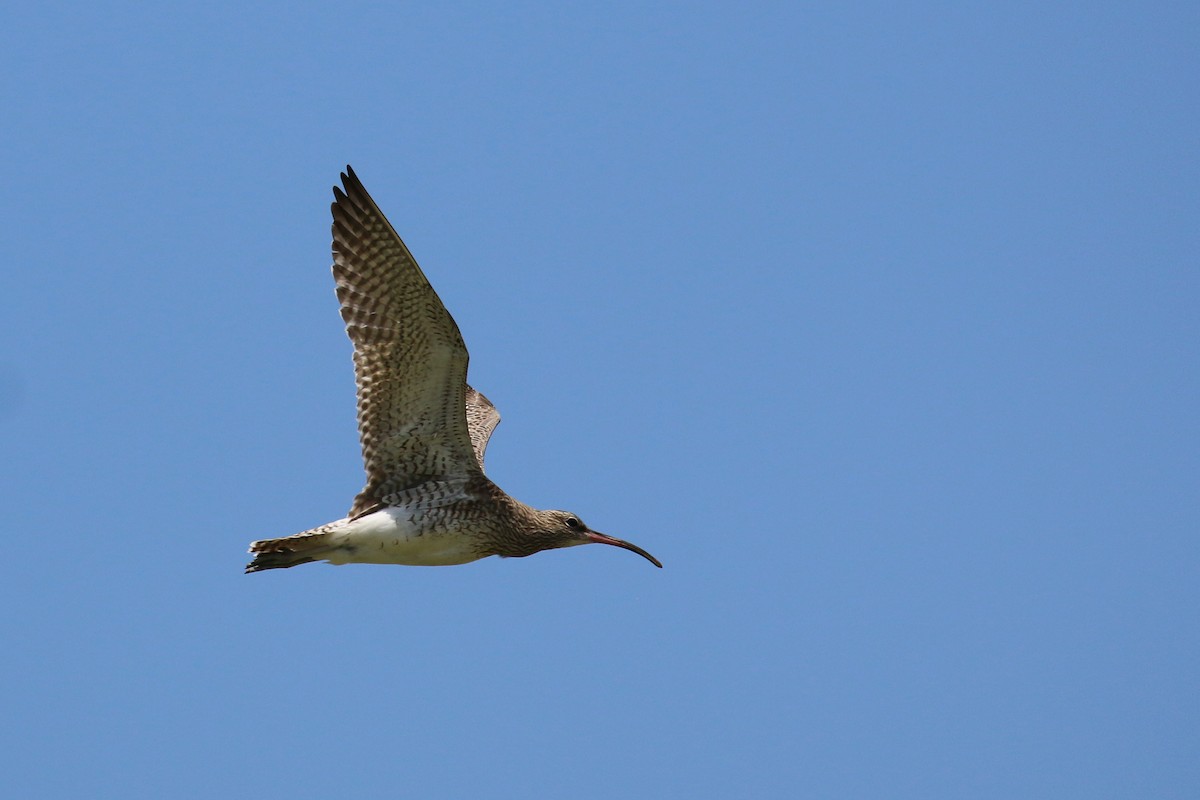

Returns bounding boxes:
[464,385,501,471]
[332,166,482,518]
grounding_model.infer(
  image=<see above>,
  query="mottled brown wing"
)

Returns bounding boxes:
[332,166,481,518]
[465,384,501,471]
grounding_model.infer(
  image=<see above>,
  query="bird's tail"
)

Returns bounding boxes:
[245,529,336,573]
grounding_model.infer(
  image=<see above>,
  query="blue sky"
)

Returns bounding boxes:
[1,2,1196,797]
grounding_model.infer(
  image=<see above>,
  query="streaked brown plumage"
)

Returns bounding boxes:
[245,167,660,573]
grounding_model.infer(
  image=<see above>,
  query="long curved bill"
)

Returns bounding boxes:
[585,531,663,568]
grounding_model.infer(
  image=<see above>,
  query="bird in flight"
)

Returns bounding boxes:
[245,167,660,573]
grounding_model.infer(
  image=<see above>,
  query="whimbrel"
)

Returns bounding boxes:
[245,167,660,573]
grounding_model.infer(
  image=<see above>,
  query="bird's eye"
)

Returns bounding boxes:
[565,517,581,529]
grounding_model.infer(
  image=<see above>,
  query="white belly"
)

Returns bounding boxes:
[323,507,484,566]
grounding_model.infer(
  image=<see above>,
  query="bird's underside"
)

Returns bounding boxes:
[245,167,661,573]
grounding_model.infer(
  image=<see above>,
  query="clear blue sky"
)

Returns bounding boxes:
[2,3,1196,798]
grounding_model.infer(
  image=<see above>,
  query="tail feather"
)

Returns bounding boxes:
[245,531,335,573]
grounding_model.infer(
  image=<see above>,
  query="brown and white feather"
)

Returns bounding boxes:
[332,167,482,518]
[464,385,501,471]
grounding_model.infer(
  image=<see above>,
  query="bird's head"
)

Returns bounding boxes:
[526,509,662,567]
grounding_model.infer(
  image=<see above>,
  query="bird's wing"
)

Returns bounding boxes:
[331,166,482,519]
[464,384,501,471]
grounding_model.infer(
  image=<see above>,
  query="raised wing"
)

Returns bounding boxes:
[331,166,481,518]
[464,384,501,471]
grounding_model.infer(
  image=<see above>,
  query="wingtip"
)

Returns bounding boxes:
[339,165,362,194]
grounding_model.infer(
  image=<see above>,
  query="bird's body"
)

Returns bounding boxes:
[245,167,660,573]
[253,481,485,569]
